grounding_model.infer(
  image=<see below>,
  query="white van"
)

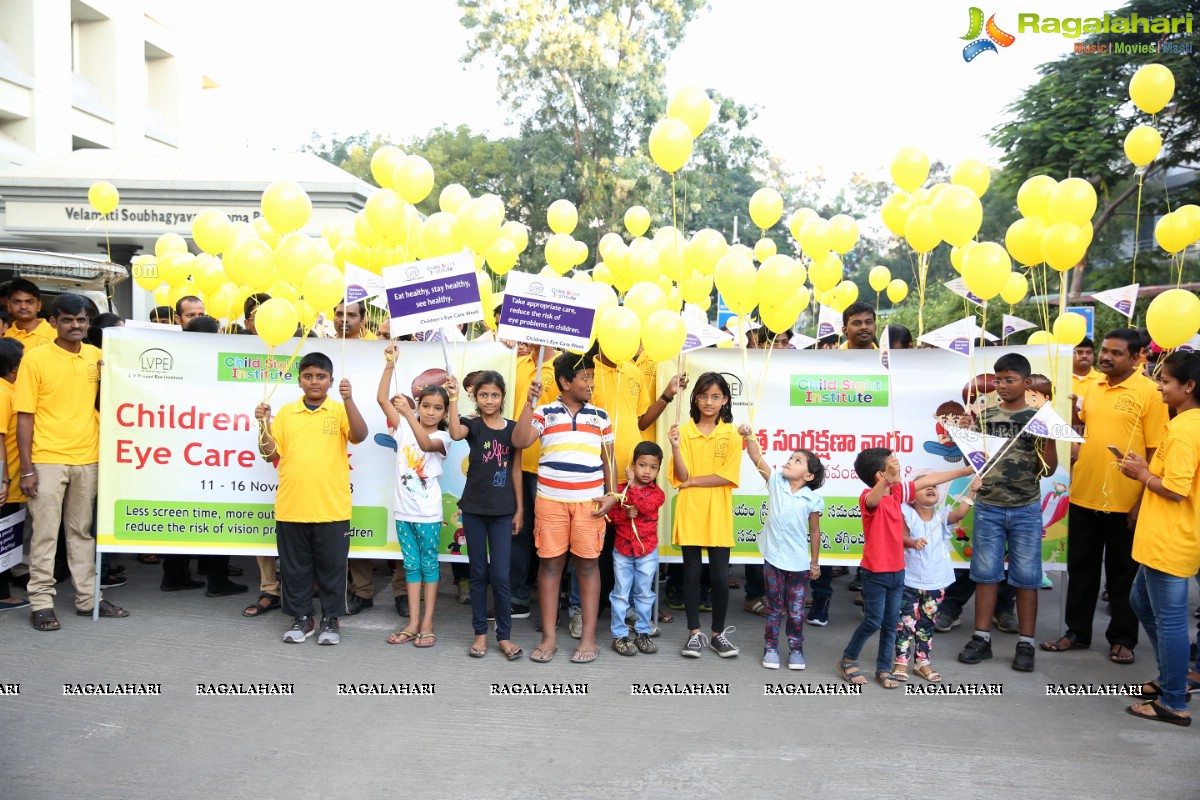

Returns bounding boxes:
[0,247,127,314]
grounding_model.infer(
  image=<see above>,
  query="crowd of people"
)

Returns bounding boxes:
[1,284,1197,728]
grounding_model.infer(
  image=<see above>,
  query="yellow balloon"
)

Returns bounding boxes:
[254,298,299,347]
[605,242,632,290]
[1146,289,1200,348]
[886,279,908,304]
[903,207,941,253]
[713,252,757,316]
[365,189,406,237]
[334,240,365,271]
[828,215,859,254]
[192,209,235,255]
[623,282,668,323]
[439,183,471,215]
[457,197,504,254]
[688,228,728,276]
[544,233,577,275]
[476,269,494,326]
[302,263,344,313]
[224,238,274,287]
[960,242,1011,300]
[641,309,687,362]
[1154,211,1192,254]
[787,208,819,241]
[573,240,589,267]
[261,181,312,234]
[648,118,693,174]
[547,199,579,235]
[596,307,642,362]
[156,233,188,258]
[890,146,930,192]
[131,256,161,292]
[1005,217,1048,267]
[809,252,843,292]
[166,281,198,308]
[500,221,529,253]
[593,283,619,322]
[484,238,518,275]
[951,158,991,198]
[749,188,784,230]
[593,263,613,286]
[267,280,300,305]
[656,232,687,282]
[87,181,119,215]
[295,299,319,329]
[624,206,652,237]
[1040,222,1090,272]
[1129,63,1175,115]
[1047,177,1097,225]
[157,251,193,288]
[999,272,1028,305]
[392,155,435,204]
[192,254,226,295]
[370,145,405,189]
[799,218,834,260]
[628,246,660,285]
[275,232,321,285]
[353,209,382,248]
[1017,175,1057,219]
[1052,312,1087,346]
[420,212,463,258]
[834,280,859,309]
[1177,204,1200,243]
[756,255,803,305]
[794,286,810,313]
[1124,125,1162,167]
[868,266,891,292]
[152,284,170,307]
[881,192,916,237]
[681,272,714,304]
[666,86,712,138]
[1027,330,1052,345]
[930,185,983,248]
[760,294,802,335]
[753,238,777,263]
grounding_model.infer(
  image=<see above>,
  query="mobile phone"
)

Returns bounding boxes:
[1106,445,1124,459]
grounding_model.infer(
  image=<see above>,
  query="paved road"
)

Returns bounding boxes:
[1,559,1193,799]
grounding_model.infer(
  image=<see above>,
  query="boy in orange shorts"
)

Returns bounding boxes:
[513,352,619,663]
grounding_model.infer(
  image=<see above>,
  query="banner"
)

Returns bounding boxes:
[383,252,483,337]
[98,329,514,561]
[0,508,25,572]
[658,346,1073,569]
[496,270,598,352]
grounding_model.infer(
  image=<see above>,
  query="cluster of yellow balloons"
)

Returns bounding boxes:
[883,148,990,254]
[1000,175,1099,277]
[647,86,712,175]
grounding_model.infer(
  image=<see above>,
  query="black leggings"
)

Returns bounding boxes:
[682,546,730,632]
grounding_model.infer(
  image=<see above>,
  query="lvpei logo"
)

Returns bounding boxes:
[961,7,1016,62]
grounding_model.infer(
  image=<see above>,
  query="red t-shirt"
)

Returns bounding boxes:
[859,481,914,573]
[609,482,665,558]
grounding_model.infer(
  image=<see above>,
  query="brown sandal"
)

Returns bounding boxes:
[31,609,60,631]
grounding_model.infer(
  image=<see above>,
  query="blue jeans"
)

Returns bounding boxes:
[610,551,658,638]
[969,500,1043,589]
[843,568,905,675]
[1130,565,1192,712]
[463,512,513,641]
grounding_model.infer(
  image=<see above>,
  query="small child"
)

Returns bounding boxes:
[838,448,973,688]
[379,347,452,648]
[740,425,825,671]
[254,352,368,646]
[894,474,982,682]
[609,441,666,656]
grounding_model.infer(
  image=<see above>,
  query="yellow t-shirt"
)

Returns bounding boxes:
[12,342,100,465]
[592,360,650,476]
[359,328,378,341]
[5,319,56,351]
[1132,409,1200,578]
[670,419,741,548]
[634,352,661,443]
[0,381,25,503]
[271,399,352,523]
[1071,370,1101,399]
[515,352,559,474]
[1073,371,1169,512]
[838,341,878,350]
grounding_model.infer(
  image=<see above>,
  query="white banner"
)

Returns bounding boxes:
[496,270,599,352]
[0,508,26,572]
[383,252,483,337]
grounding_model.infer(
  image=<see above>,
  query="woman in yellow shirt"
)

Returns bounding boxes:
[1118,350,1200,726]
[668,372,742,660]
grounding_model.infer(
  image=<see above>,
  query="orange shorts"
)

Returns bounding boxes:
[534,496,606,559]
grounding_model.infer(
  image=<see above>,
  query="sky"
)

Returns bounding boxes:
[187,1,1124,185]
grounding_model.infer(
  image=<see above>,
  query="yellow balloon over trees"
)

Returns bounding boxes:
[903,207,941,253]
[960,242,1011,300]
[370,145,405,189]
[642,309,688,362]
[301,263,345,313]
[881,192,916,237]
[666,86,712,138]
[420,212,463,258]
[1124,125,1163,167]
[753,238,776,263]
[573,240,589,267]
[755,255,803,305]
[1047,177,1098,225]
[831,280,859,312]
[1154,211,1192,254]
[156,232,188,258]
[439,183,471,215]
[799,218,834,260]
[1027,330,1052,345]
[629,245,660,285]
[808,252,844,292]
[648,118,693,174]
[1146,289,1200,348]
[392,155,435,204]
[890,146,930,192]
[886,279,908,303]
[1053,312,1088,346]
[484,238,518,275]
[1017,175,1057,219]
[596,307,642,362]
[714,252,757,315]
[951,158,991,198]
[787,208,818,241]
[1041,222,1091,272]
[930,185,983,247]
[499,221,529,253]
[457,197,504,254]
[760,292,803,335]
[261,181,312,234]
[623,282,668,323]
[1129,63,1175,115]
[999,272,1028,305]
[625,206,652,237]
[88,181,119,215]
[749,188,784,230]
[192,209,235,255]
[254,298,299,347]
[365,189,406,237]
[1005,217,1048,267]
[688,228,728,276]
[544,233,577,275]
[950,242,974,273]
[547,199,579,235]
[275,232,321,285]
[868,266,892,292]
[828,215,859,254]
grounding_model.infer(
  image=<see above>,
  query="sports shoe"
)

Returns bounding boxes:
[681,631,708,658]
[649,623,662,638]
[100,574,127,589]
[569,608,582,639]
[958,634,993,664]
[848,573,863,592]
[317,616,340,646]
[788,650,806,671]
[993,611,1019,633]
[394,596,410,617]
[762,648,780,669]
[807,597,829,626]
[699,593,713,612]
[934,611,960,632]
[634,633,658,654]
[1040,574,1054,589]
[205,579,248,597]
[666,586,684,610]
[1012,641,1036,672]
[283,616,315,643]
[346,594,373,615]
[457,578,470,604]
[709,626,739,658]
[612,636,638,656]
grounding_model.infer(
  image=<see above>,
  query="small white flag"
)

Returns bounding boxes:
[879,325,891,370]
[345,262,386,306]
[1089,283,1139,318]
[817,304,841,340]
[790,333,817,350]
[945,278,986,308]
[1003,314,1037,339]
[1179,334,1200,353]
[944,425,1011,474]
[918,317,975,358]
[1021,403,1084,443]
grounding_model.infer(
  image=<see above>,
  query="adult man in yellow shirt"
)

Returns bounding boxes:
[839,303,878,350]
[334,300,377,341]
[4,279,56,351]
[1071,337,1101,399]
[1043,328,1169,664]
[17,294,128,630]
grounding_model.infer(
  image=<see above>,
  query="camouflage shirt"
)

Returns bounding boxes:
[975,406,1044,508]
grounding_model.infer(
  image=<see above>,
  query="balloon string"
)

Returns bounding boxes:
[675,352,686,425]
[751,337,775,428]
[264,324,314,405]
[1130,170,1145,313]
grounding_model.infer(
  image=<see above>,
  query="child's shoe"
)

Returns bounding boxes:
[634,633,658,654]
[612,636,638,656]
[762,648,780,669]
[788,650,806,670]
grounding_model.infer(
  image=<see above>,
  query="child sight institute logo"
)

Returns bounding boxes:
[962,7,1016,61]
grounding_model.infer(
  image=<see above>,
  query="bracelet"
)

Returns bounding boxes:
[959,496,974,506]
[1144,474,1153,486]
[20,472,34,478]
[447,395,458,401]
[661,394,673,404]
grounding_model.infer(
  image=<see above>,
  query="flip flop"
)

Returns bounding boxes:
[530,645,557,663]
[570,648,598,664]
[387,629,419,645]
[1040,633,1089,652]
[1126,700,1192,727]
[469,644,488,658]
[413,633,436,648]
[242,593,281,618]
[503,645,524,661]
[1109,645,1135,665]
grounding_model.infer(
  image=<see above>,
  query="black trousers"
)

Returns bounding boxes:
[940,568,1016,619]
[683,546,729,632]
[276,521,350,619]
[162,554,231,588]
[1065,504,1139,649]
[509,471,538,608]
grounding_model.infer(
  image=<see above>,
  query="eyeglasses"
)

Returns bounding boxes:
[995,377,1023,386]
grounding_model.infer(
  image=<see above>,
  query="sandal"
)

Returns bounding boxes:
[1109,644,1135,665]
[876,671,901,690]
[743,597,767,617]
[242,593,281,618]
[837,660,867,686]
[387,629,419,645]
[1126,700,1192,727]
[469,645,487,658]
[1039,632,1089,652]
[501,643,524,661]
[30,609,60,631]
[658,610,674,624]
[413,633,436,648]
[1138,680,1195,700]
[914,662,942,683]
[137,554,160,565]
[891,663,909,682]
[530,644,557,663]
[570,647,598,664]
[81,600,128,618]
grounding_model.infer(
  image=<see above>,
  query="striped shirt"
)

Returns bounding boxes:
[531,401,614,502]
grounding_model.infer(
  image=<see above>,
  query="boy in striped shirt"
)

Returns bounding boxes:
[513,352,619,664]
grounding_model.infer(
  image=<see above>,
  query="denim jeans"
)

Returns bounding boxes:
[463,512,513,641]
[810,567,833,604]
[969,500,1043,589]
[1129,565,1191,712]
[610,551,658,638]
[843,568,906,675]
